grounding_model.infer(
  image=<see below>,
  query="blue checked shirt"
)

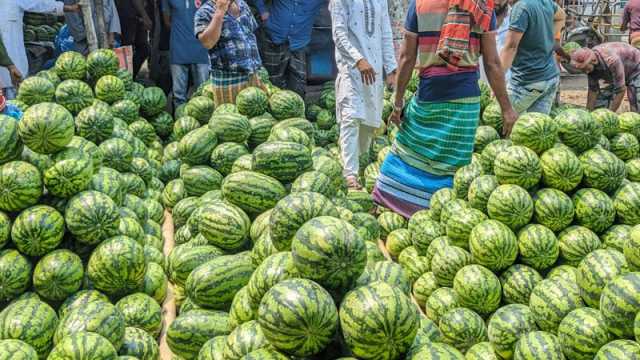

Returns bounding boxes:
[194,0,262,74]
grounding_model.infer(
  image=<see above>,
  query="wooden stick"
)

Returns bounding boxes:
[159,210,176,360]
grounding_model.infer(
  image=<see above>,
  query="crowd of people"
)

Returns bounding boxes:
[2,0,640,216]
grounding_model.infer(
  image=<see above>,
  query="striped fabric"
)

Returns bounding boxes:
[210,70,260,107]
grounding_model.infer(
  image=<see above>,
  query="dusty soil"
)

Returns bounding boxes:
[559,74,631,112]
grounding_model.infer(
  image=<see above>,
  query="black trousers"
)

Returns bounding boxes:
[120,16,150,78]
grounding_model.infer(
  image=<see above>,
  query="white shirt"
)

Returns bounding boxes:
[331,0,398,127]
[0,0,64,88]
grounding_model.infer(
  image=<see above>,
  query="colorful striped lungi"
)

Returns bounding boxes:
[373,97,480,218]
[210,69,260,107]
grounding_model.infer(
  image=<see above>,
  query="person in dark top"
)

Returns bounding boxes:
[0,36,21,88]
[115,0,153,77]
[622,0,640,48]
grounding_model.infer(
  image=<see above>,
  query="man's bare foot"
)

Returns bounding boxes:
[346,175,363,190]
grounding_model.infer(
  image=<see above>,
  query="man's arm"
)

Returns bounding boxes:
[0,37,22,86]
[18,0,78,16]
[554,7,566,37]
[161,0,171,28]
[196,0,230,49]
[500,30,523,73]
[622,5,631,31]
[586,88,599,110]
[132,0,153,30]
[610,90,625,112]
[481,31,518,136]
[389,31,418,125]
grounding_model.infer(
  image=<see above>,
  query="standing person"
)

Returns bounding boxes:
[569,44,640,112]
[115,0,153,77]
[480,0,511,82]
[194,0,263,106]
[500,0,565,115]
[252,0,325,97]
[622,0,640,48]
[0,0,80,99]
[387,0,409,55]
[330,0,397,189]
[63,0,121,54]
[373,0,518,218]
[0,34,21,92]
[162,0,210,109]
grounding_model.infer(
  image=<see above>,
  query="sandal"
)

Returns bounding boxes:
[346,175,363,190]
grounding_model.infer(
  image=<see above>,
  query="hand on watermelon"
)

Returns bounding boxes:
[501,107,518,137]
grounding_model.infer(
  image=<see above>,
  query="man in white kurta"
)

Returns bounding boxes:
[330,0,397,189]
[0,0,77,98]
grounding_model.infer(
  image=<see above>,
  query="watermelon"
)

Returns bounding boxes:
[55,79,94,114]
[386,228,412,257]
[481,101,503,133]
[48,331,118,360]
[577,249,628,308]
[248,114,277,148]
[591,108,620,138]
[186,253,253,310]
[252,141,312,182]
[0,211,9,249]
[413,272,439,308]
[76,104,115,144]
[229,286,257,329]
[197,201,250,251]
[340,281,419,360]
[268,90,305,120]
[474,125,500,153]
[548,265,579,283]
[467,175,499,213]
[431,245,473,287]
[439,307,488,353]
[539,146,583,192]
[453,163,482,200]
[87,236,146,297]
[241,349,290,359]
[236,87,269,118]
[602,224,632,251]
[65,190,120,245]
[469,219,518,272]
[627,159,640,182]
[453,264,501,314]
[517,224,559,271]
[619,112,640,138]
[167,309,230,360]
[67,136,104,170]
[115,293,162,337]
[162,179,187,208]
[173,116,201,140]
[95,75,125,104]
[197,336,226,360]
[210,142,249,175]
[118,326,160,360]
[54,51,87,80]
[408,317,444,356]
[610,133,640,160]
[408,212,443,253]
[440,199,469,228]
[181,165,223,197]
[533,188,575,232]
[487,184,534,231]
[19,102,74,154]
[614,182,640,225]
[178,127,218,166]
[209,113,251,143]
[409,342,465,360]
[17,76,55,106]
[32,249,83,302]
[466,342,499,360]
[0,250,31,302]
[222,320,269,359]
[231,154,254,173]
[425,287,460,324]
[580,147,626,194]
[290,171,332,197]
[494,145,542,189]
[11,205,64,256]
[556,108,602,153]
[481,139,513,174]
[445,207,487,249]
[247,252,298,308]
[529,277,585,332]
[291,216,366,290]
[513,331,564,360]
[558,225,602,266]
[0,115,22,165]
[87,49,119,79]
[184,96,215,124]
[355,260,412,295]
[128,119,156,145]
[58,290,110,319]
[167,245,224,287]
[0,339,39,359]
[142,262,168,304]
[44,157,93,198]
[510,112,558,154]
[140,87,167,117]
[600,272,640,338]
[595,340,640,360]
[268,126,312,149]
[573,188,615,234]
[0,298,58,357]
[624,226,640,270]
[499,264,543,305]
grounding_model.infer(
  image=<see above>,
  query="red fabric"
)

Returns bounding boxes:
[449,0,495,31]
[0,93,5,113]
[571,47,596,67]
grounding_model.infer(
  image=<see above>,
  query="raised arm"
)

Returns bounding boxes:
[195,0,230,50]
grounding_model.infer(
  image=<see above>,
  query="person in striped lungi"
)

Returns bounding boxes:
[372,0,518,218]
[194,0,263,106]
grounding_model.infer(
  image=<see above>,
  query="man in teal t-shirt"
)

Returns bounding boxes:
[500,0,561,115]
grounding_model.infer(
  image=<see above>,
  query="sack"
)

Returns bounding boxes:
[114,45,133,73]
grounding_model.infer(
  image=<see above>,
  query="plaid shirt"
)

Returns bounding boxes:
[589,42,640,93]
[194,0,262,74]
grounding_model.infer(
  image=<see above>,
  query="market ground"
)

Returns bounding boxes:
[560,74,632,112]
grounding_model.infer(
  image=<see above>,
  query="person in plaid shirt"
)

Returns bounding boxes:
[194,0,263,106]
[570,43,640,112]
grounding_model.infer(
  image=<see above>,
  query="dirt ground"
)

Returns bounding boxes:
[559,74,632,112]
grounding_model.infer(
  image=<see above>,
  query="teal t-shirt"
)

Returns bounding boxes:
[509,0,559,85]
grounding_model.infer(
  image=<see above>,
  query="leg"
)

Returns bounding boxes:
[287,48,307,98]
[528,76,561,115]
[133,22,150,78]
[358,124,377,161]
[193,64,211,90]
[508,79,551,114]
[258,31,288,88]
[170,64,189,108]
[339,115,363,179]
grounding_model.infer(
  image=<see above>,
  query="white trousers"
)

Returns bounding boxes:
[338,117,376,177]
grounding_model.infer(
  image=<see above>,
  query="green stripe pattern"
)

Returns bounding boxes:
[468,175,499,214]
[167,309,231,360]
[0,116,23,164]
[466,342,500,360]
[595,340,640,359]
[431,246,473,287]
[0,250,32,302]
[18,102,74,154]
[58,290,110,319]
[0,161,43,212]
[55,51,87,81]
[556,108,602,153]
[229,286,258,330]
[0,299,58,357]
[246,252,298,311]
[580,148,626,194]
[453,264,501,315]
[510,113,558,154]
[577,249,628,308]
[487,184,534,231]
[533,188,575,233]
[540,146,584,192]
[54,301,125,350]
[408,342,465,360]
[241,348,289,359]
[223,320,269,359]
[513,331,564,360]
[222,171,287,215]
[290,171,333,197]
[517,224,559,271]
[573,188,616,235]
[480,139,512,175]
[115,293,162,337]
[499,264,543,305]
[210,142,249,176]
[167,245,224,288]
[600,272,640,338]
[64,190,120,245]
[439,307,488,353]
[425,287,459,325]
[529,278,585,333]
[33,250,83,302]
[47,332,117,360]
[119,326,160,360]
[614,182,640,225]
[469,220,518,273]
[0,339,38,360]
[177,127,217,166]
[11,205,64,257]
[209,113,252,143]
[446,207,487,249]
[558,226,602,266]
[356,260,412,295]
[494,145,542,190]
[44,158,93,198]
[252,141,313,182]
[197,201,251,251]
[558,308,612,360]
[197,336,226,360]
[87,236,146,297]
[488,304,538,359]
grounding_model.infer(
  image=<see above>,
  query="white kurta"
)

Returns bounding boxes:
[0,0,64,88]
[330,0,398,128]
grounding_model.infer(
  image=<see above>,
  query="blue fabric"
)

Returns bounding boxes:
[251,0,325,51]
[3,104,23,120]
[509,0,559,85]
[380,152,453,195]
[417,68,481,102]
[161,0,210,65]
[405,0,418,33]
[194,0,262,74]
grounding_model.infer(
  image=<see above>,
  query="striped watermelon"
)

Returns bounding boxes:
[558,308,612,359]
[181,165,223,197]
[481,101,504,133]
[624,226,640,270]
[248,114,277,148]
[252,141,312,182]
[453,163,482,200]
[111,99,139,123]
[167,245,224,287]
[467,175,499,213]
[210,142,249,175]
[197,336,226,360]
[533,188,575,232]
[573,188,615,234]
[174,116,201,141]
[87,49,119,78]
[258,279,337,357]
[340,281,419,360]
[494,145,542,189]
[0,298,58,357]
[177,127,217,166]
[355,260,412,295]
[408,213,444,254]
[269,126,312,149]
[229,286,257,329]
[223,320,269,359]
[100,138,134,172]
[500,264,543,305]
[511,112,558,154]
[55,51,87,80]
[246,252,298,306]
[65,190,120,245]
[197,201,250,251]
[186,253,254,310]
[215,103,238,114]
[0,250,31,302]
[291,171,333,197]
[469,219,518,272]
[241,349,290,359]
[33,250,83,302]
[167,309,230,360]
[595,340,640,359]
[413,272,439,308]
[410,342,465,360]
[614,182,640,225]
[76,105,115,145]
[601,224,632,252]
[365,240,386,265]
[222,171,286,214]
[11,205,64,256]
[140,87,167,117]
[529,277,584,332]
[209,113,251,143]
[0,115,22,165]
[600,272,640,338]
[619,112,640,138]
[548,265,579,283]
[425,287,460,324]
[48,332,118,360]
[540,146,584,192]
[558,225,601,266]
[408,316,444,356]
[386,228,412,257]
[453,264,501,314]
[119,326,160,360]
[19,102,74,154]
[445,207,487,249]
[440,199,468,228]
[556,108,602,153]
[162,179,188,208]
[610,133,640,160]
[184,96,215,124]
[513,331,564,360]
[17,76,55,105]
[87,236,146,297]
[0,211,9,249]
[231,154,254,173]
[236,87,269,118]
[128,119,156,145]
[431,245,473,287]
[439,307,488,353]
[55,79,94,114]
[580,148,626,194]
[474,125,500,153]
[591,108,620,138]
[172,197,200,229]
[94,75,125,104]
[268,90,305,120]
[518,223,560,272]
[627,159,640,182]
[466,342,500,360]
[0,339,39,359]
[487,184,533,231]
[578,249,628,308]
[58,290,110,319]
[398,246,429,282]
[480,139,512,174]
[488,304,539,359]
[44,158,93,198]
[142,262,168,304]
[115,293,162,337]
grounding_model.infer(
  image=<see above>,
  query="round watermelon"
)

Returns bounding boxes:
[19,102,74,154]
[140,87,167,117]
[533,187,575,232]
[236,87,269,118]
[614,182,640,225]
[75,104,115,144]
[516,224,558,271]
[115,293,162,337]
[11,205,64,256]
[577,249,627,308]
[55,79,94,114]
[558,225,602,265]
[600,272,640,338]
[0,298,58,357]
[453,264,501,314]
[595,340,640,360]
[118,326,160,360]
[469,219,518,272]
[65,190,120,245]
[223,320,270,359]
[439,307,488,353]
[87,236,146,297]
[619,112,640,138]
[539,146,583,192]
[209,113,251,144]
[446,207,487,249]
[210,142,249,175]
[591,108,620,138]
[481,101,503,133]
[0,161,43,212]
[95,75,125,104]
[529,277,585,333]
[467,175,499,213]
[33,249,83,302]
[184,96,215,124]
[487,184,533,231]
[355,260,412,295]
[44,157,93,198]
[112,99,140,124]
[474,125,500,153]
[510,112,558,154]
[431,245,473,287]
[0,250,31,302]
[481,139,512,174]
[556,108,602,153]
[268,90,305,120]
[0,115,22,165]
[17,76,55,106]
[499,264,543,305]
[580,147,626,194]
[166,309,230,360]
[573,188,615,234]
[513,331,564,360]
[0,339,39,360]
[610,132,640,160]
[55,51,87,80]
[487,304,538,359]
[494,145,542,189]
[142,262,167,304]
[602,224,632,252]
[87,49,119,79]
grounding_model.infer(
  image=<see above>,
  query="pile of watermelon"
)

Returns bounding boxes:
[0,49,170,359]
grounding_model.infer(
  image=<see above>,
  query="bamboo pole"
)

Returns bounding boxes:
[78,0,98,52]
[159,210,176,360]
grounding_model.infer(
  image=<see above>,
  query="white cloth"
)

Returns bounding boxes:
[339,117,376,177]
[330,0,397,128]
[0,0,64,88]
[480,7,511,82]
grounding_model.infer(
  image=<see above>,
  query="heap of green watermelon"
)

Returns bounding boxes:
[0,49,169,360]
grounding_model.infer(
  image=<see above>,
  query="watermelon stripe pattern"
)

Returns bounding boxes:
[33,250,83,302]
[529,278,585,333]
[48,332,118,360]
[64,191,120,245]
[577,249,627,308]
[439,307,488,353]
[487,184,533,231]
[222,171,287,215]
[87,236,147,297]
[557,308,612,360]
[223,320,270,359]
[514,331,564,360]
[167,309,231,360]
[0,161,43,212]
[0,299,59,357]
[487,304,537,359]
[540,146,584,192]
[252,141,313,182]
[197,201,251,251]
[11,205,65,257]
[500,264,543,305]
[0,250,32,302]
[19,103,75,154]
[494,145,542,189]
[599,272,640,339]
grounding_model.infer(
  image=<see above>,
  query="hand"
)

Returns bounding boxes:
[7,65,22,87]
[356,58,376,86]
[501,107,518,137]
[63,4,81,12]
[388,99,404,125]
[261,12,270,21]
[386,71,397,89]
[216,0,232,14]
[142,15,153,31]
